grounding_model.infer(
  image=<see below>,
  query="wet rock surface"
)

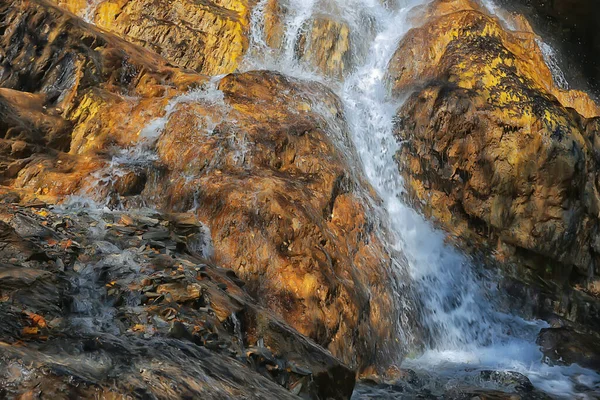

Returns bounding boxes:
[0,0,408,372]
[537,327,600,372]
[389,0,600,331]
[0,195,354,398]
[88,0,252,76]
[353,368,552,399]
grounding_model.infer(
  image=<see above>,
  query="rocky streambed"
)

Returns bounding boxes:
[0,192,354,398]
[1,0,600,398]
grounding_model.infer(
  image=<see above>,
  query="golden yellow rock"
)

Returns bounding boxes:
[295,15,353,79]
[390,0,600,312]
[51,0,89,16]
[91,0,252,75]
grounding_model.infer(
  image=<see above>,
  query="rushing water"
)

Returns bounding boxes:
[240,0,600,397]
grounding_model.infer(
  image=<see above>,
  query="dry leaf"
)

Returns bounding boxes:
[22,327,38,335]
[25,312,47,328]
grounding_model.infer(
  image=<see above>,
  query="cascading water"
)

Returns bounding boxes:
[240,0,600,397]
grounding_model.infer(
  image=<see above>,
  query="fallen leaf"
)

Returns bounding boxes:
[120,215,134,226]
[24,311,47,328]
[22,327,38,335]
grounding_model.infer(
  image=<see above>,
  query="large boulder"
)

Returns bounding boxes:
[388,0,600,327]
[148,70,408,369]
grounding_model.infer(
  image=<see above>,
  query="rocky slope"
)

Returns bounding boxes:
[0,0,408,389]
[390,0,600,344]
[0,195,353,398]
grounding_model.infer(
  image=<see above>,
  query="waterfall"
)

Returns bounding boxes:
[240,0,600,397]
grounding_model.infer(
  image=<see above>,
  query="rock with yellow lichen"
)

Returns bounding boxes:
[295,15,353,79]
[259,0,355,79]
[388,0,600,326]
[51,0,252,75]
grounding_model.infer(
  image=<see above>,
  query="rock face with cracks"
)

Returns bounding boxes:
[51,0,253,75]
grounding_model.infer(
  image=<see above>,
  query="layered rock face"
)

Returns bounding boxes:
[1,0,406,384]
[52,0,252,75]
[0,200,354,398]
[390,0,600,329]
[50,0,356,79]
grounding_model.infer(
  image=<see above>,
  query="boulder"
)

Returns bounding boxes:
[537,327,600,371]
[388,0,600,327]
[295,15,353,79]
[260,0,356,79]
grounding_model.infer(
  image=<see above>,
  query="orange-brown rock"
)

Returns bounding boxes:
[1,0,406,372]
[52,0,254,75]
[295,15,353,79]
[388,0,600,326]
[260,2,354,79]
[0,0,204,194]
[147,70,407,369]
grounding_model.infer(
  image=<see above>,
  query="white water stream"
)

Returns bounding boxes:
[240,0,600,398]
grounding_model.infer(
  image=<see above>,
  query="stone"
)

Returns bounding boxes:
[537,327,600,371]
[295,15,353,79]
[57,0,254,75]
[388,0,600,327]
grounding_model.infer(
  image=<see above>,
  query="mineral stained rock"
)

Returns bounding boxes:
[52,0,253,75]
[389,0,600,328]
